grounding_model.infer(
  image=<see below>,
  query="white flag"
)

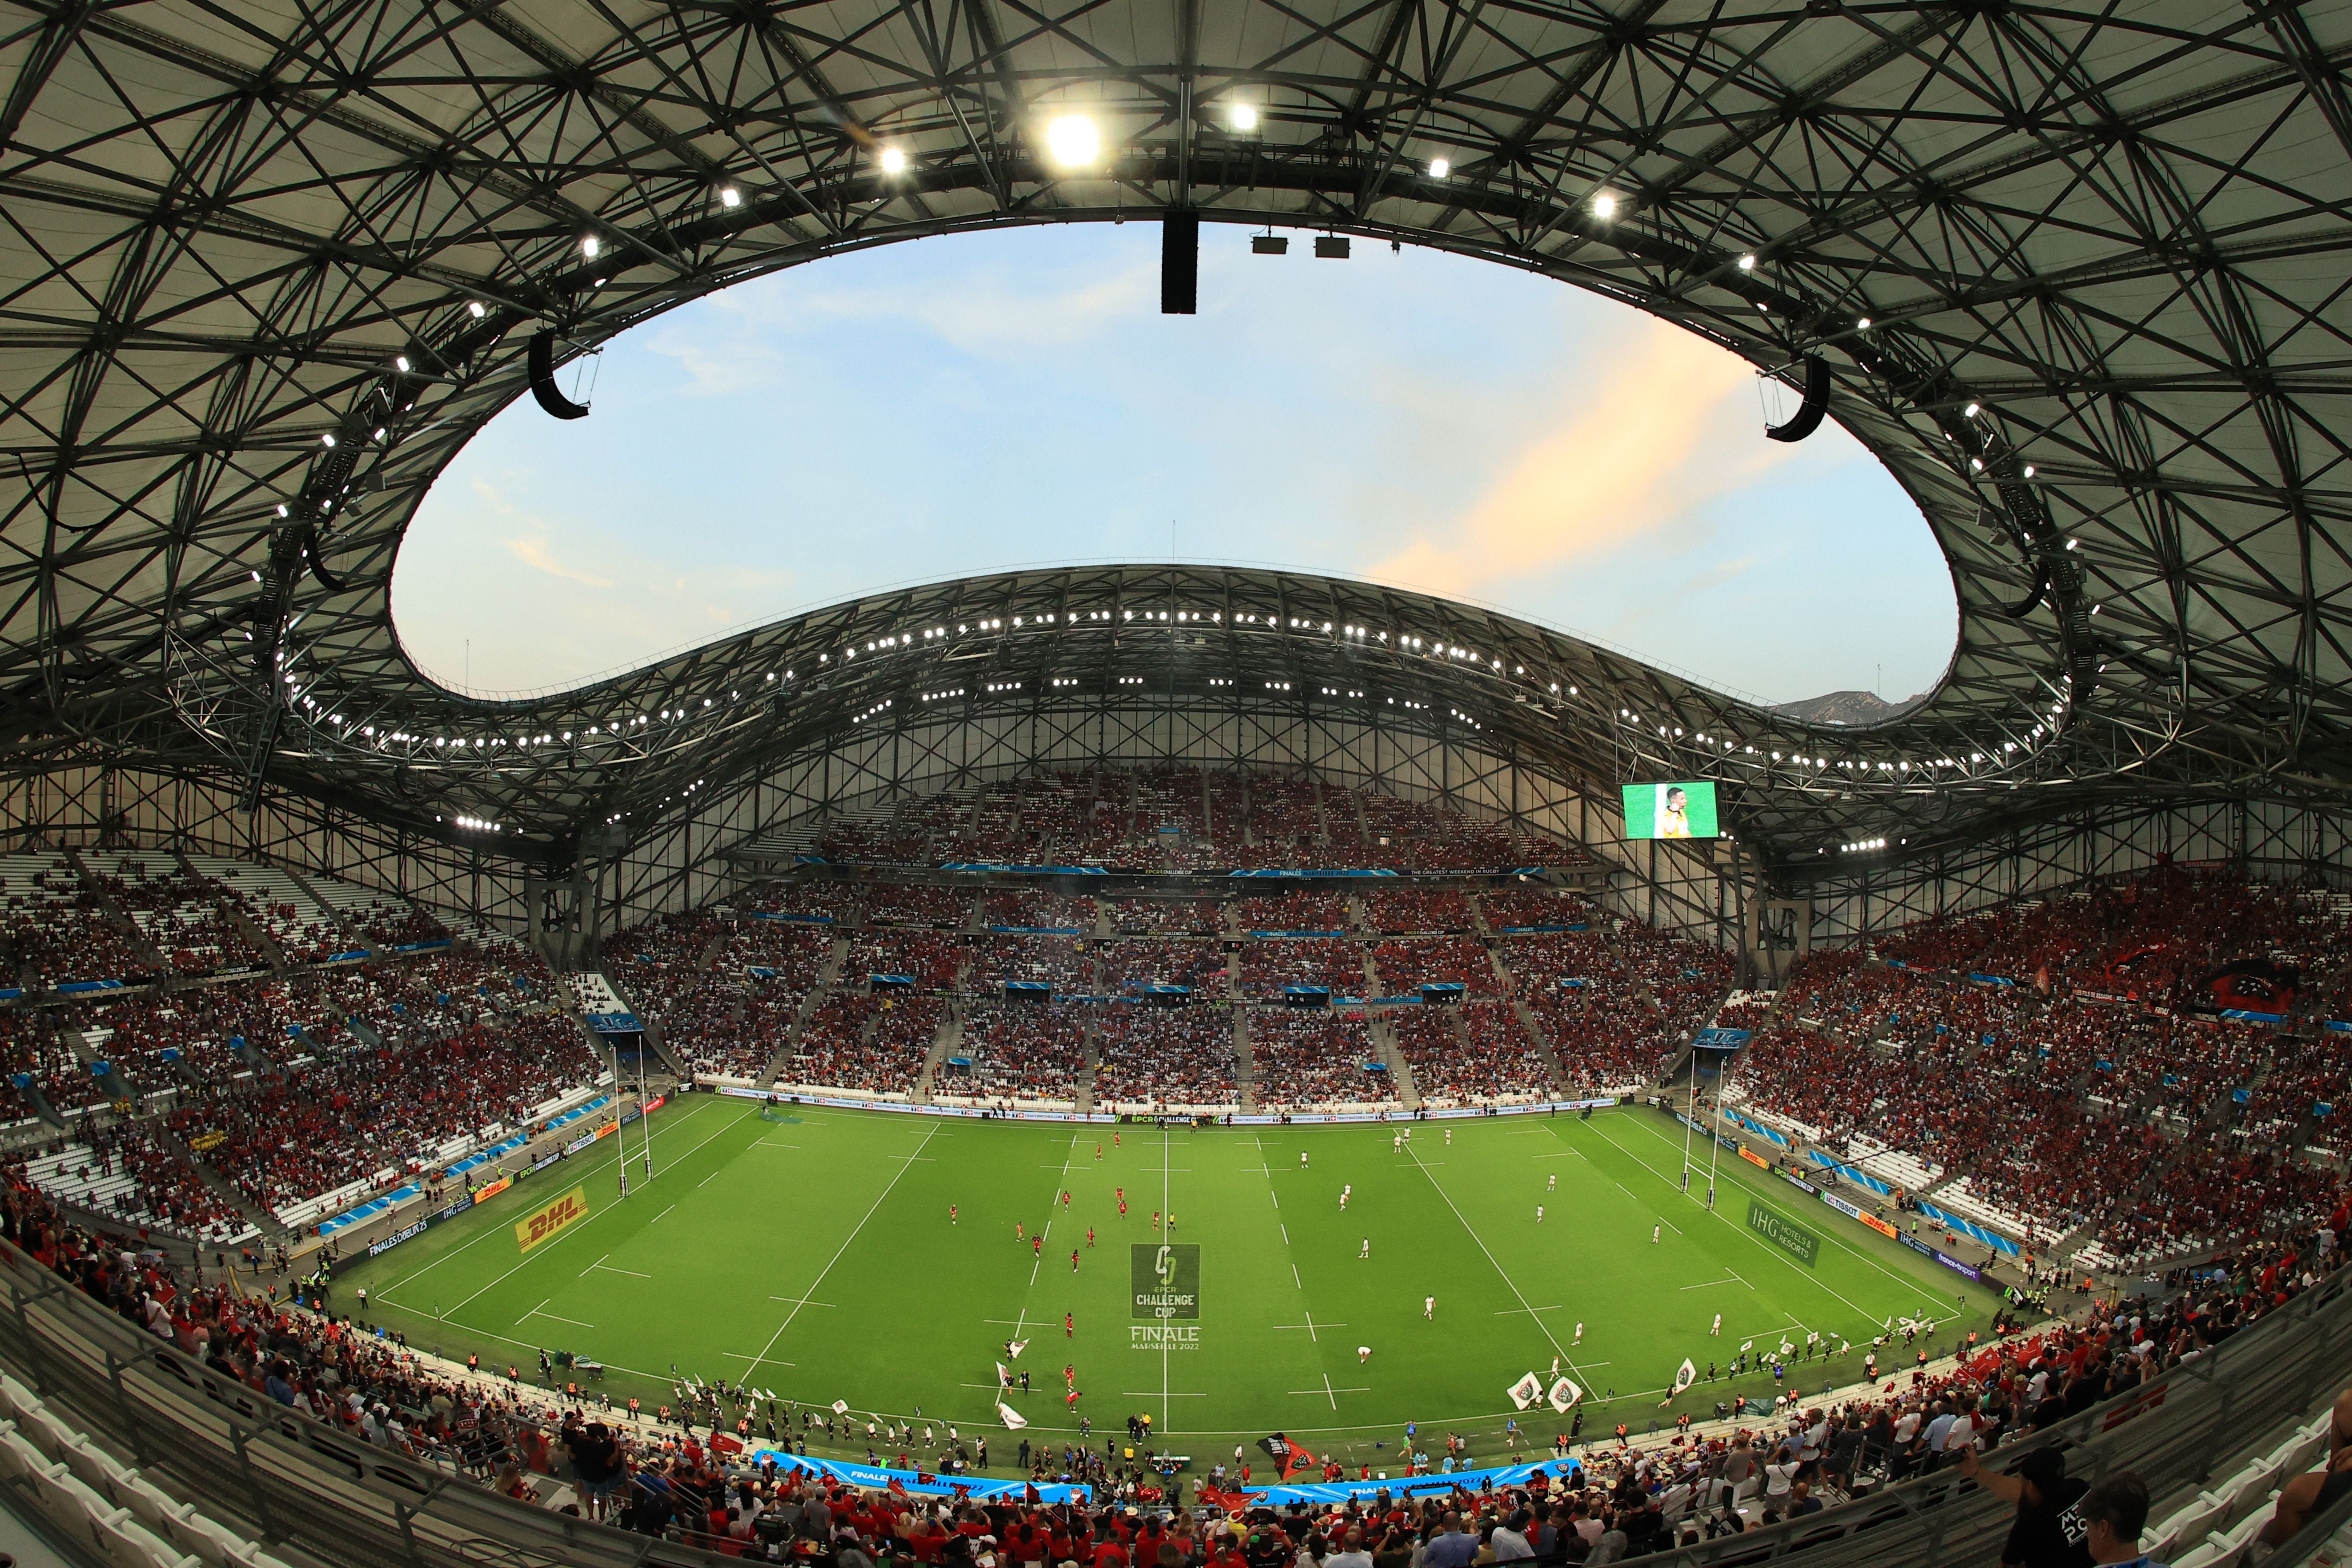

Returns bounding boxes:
[1738,1339,1754,1353]
[1008,1338,1029,1359]
[1547,1378,1583,1414]
[996,1401,1029,1431]
[1671,1358,1698,1396]
[831,1399,850,1415]
[1507,1372,1543,1410]
[996,1362,1013,1387]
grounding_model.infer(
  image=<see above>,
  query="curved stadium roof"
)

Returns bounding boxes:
[2,0,2348,877]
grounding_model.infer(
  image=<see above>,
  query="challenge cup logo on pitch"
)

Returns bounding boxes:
[1131,1243,1199,1319]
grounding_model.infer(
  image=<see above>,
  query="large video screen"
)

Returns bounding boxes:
[1621,781,1719,840]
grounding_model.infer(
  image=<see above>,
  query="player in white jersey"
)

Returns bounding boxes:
[1424,1296,1435,1319]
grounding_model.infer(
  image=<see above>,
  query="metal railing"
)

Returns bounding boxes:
[1632,1268,2352,1568]
[0,1238,736,1568]
[0,1229,2342,1568]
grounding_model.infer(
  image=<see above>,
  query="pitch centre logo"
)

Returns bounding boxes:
[1131,1243,1199,1319]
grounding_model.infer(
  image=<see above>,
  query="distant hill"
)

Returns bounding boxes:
[1769,689,1928,726]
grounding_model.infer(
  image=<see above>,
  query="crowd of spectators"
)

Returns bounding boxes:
[1250,1013,1390,1106]
[1107,900,1223,936]
[807,770,1593,875]
[982,892,1095,931]
[1241,939,1367,997]
[863,886,972,927]
[971,938,1092,993]
[1096,941,1226,996]
[845,933,963,990]
[0,899,158,989]
[1335,793,1521,871]
[1478,890,1595,930]
[951,1004,1089,1101]
[0,1006,107,1116]
[1503,921,1733,1091]
[165,1010,595,1216]
[1364,889,1476,932]
[1372,938,1498,995]
[1093,1007,1238,1107]
[778,995,939,1096]
[1236,892,1351,932]
[1393,1002,1553,1103]
[25,1121,246,1240]
[1733,870,2352,1267]
[741,882,860,924]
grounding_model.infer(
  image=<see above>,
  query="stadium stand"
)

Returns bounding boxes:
[949,1002,1090,1103]
[1093,1006,1239,1110]
[1249,1011,1391,1107]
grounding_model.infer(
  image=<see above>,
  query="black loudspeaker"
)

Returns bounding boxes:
[1162,212,1199,315]
[1763,354,1829,442]
[527,331,591,419]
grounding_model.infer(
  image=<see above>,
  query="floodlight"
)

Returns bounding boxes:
[1737,254,1756,271]
[1230,103,1258,133]
[879,147,908,174]
[581,234,600,259]
[720,186,741,208]
[1047,115,1100,168]
[1590,193,1616,218]
[1427,157,1450,179]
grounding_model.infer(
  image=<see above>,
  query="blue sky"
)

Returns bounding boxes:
[392,224,1956,705]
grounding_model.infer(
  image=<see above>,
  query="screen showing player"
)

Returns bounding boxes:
[1620,781,1719,839]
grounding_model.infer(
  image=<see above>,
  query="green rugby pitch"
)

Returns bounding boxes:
[335,1099,1993,1464]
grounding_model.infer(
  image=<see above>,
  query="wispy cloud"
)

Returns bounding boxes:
[1367,318,1796,600]
[503,532,615,589]
[644,327,781,396]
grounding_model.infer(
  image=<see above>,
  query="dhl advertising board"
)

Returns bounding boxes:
[515,1186,589,1252]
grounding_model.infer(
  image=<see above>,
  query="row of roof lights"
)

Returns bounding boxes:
[295,599,2067,783]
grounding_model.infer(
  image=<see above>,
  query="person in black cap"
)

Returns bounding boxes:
[1955,1444,2091,1568]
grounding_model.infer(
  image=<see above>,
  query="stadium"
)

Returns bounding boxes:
[3,3,2352,1568]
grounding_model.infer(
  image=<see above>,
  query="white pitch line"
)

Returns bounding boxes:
[525,1307,595,1329]
[1406,1146,1595,1388]
[699,1169,723,1187]
[731,1121,944,1374]
[1271,1311,1341,1342]
[1680,1278,1738,1291]
[386,1094,721,1297]
[517,1297,550,1327]
[1579,1117,1895,1325]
